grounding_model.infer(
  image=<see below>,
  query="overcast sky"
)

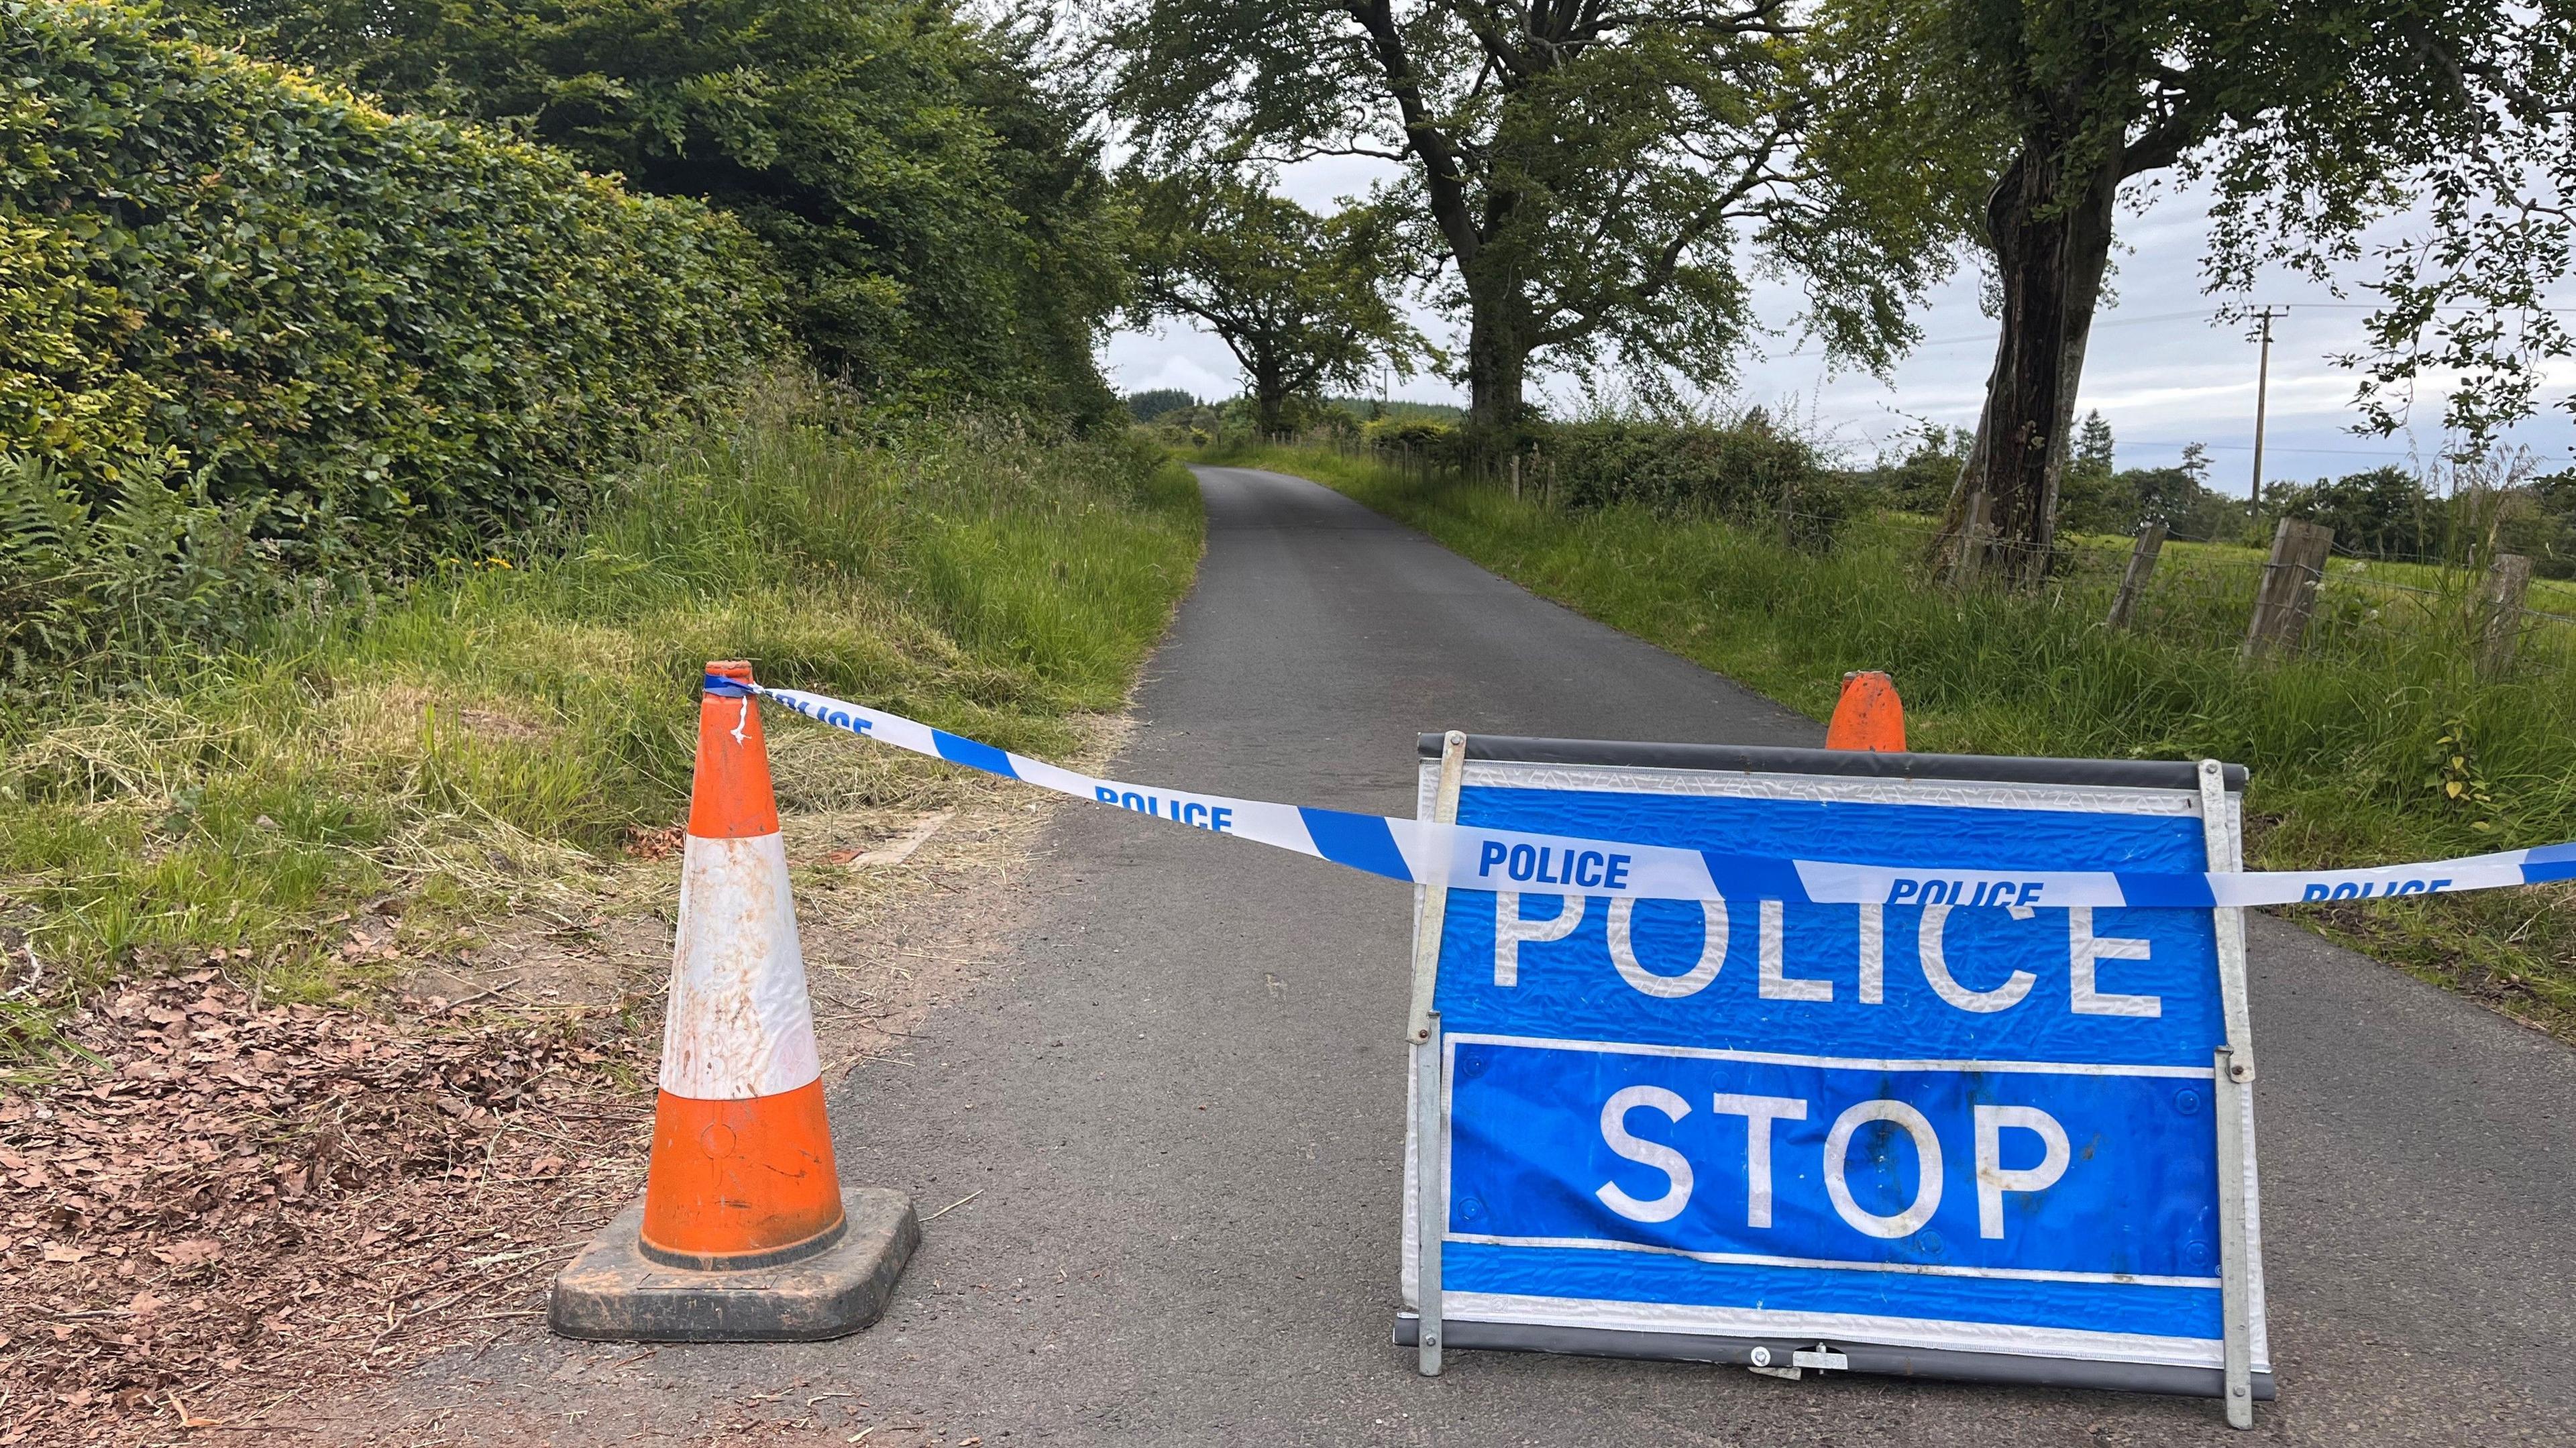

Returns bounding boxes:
[1099,159,2576,491]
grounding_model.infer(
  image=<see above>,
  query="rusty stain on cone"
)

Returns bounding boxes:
[1824,671,1907,753]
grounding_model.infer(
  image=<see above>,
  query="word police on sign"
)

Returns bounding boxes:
[1396,737,2270,1423]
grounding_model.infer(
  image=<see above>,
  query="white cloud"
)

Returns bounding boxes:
[1098,331,1239,402]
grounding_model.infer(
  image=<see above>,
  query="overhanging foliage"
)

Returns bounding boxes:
[211,0,1129,423]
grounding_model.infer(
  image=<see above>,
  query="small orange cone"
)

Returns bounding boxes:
[551,662,916,1341]
[1824,671,1907,752]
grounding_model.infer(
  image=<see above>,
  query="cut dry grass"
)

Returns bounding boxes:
[0,378,1203,1051]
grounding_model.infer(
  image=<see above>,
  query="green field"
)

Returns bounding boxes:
[0,380,1203,1053]
[1207,440,2576,1034]
[2095,531,2576,619]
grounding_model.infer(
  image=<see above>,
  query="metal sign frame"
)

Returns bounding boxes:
[1393,734,2269,1425]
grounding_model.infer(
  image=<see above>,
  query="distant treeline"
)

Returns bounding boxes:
[1144,388,2576,574]
[1124,390,1462,429]
[1868,413,2576,573]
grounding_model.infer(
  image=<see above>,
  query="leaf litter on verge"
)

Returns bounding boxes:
[0,965,653,1445]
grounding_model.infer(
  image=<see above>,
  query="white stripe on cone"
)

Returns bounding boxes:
[661,832,821,1100]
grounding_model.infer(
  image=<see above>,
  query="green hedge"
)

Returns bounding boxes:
[1360,414,1852,547]
[1545,417,1849,547]
[0,0,782,568]
[1363,417,1466,465]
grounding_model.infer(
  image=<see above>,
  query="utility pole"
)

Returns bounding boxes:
[2249,307,2280,510]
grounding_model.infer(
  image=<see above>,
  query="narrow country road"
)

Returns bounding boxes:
[437,465,2576,1445]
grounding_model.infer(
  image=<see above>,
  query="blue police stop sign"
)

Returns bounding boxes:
[1399,737,2269,1401]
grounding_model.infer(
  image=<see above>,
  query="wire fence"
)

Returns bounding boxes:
[1870,506,2576,676]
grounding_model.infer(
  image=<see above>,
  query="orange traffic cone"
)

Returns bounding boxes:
[551,661,916,1341]
[1824,670,1907,752]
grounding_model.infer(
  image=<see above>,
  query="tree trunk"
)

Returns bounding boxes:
[1252,367,1288,435]
[1941,142,2120,585]
[1464,301,1526,455]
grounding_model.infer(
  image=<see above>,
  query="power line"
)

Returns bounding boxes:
[1786,308,2224,356]
[2121,439,2571,466]
[2127,439,2430,458]
[1778,300,2576,358]
[2225,301,2576,314]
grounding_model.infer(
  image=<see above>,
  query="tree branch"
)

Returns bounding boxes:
[1240,142,1413,164]
[1529,116,1792,349]
[1446,0,1533,80]
[2121,109,2201,178]
[1590,0,1794,40]
[1346,0,1485,266]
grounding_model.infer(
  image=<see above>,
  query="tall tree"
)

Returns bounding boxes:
[1820,0,2576,580]
[209,0,1128,422]
[1127,174,1419,434]
[1108,1,1952,447]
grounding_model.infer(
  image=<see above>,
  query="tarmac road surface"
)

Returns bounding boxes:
[426,465,2576,1445]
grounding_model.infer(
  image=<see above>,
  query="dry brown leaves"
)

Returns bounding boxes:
[619,825,686,862]
[0,963,655,1445]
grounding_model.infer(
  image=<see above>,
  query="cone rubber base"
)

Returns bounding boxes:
[549,1186,917,1342]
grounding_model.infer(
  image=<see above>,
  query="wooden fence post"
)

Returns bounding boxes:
[2478,551,2535,677]
[2242,518,2333,660]
[2105,522,2168,629]
[1510,451,1521,501]
[1948,492,1992,589]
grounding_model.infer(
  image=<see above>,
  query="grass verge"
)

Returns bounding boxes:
[1208,441,2576,1037]
[0,378,1203,1054]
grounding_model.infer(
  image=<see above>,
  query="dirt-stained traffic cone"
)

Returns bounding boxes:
[551,661,916,1341]
[1824,670,1907,752]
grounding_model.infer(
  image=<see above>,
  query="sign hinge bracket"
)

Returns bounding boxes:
[1748,1343,1847,1380]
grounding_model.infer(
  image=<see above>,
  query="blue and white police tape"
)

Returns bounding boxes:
[715,675,2576,911]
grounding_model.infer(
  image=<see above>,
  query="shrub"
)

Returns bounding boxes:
[0,0,782,572]
[2507,469,2576,578]
[1847,422,1970,516]
[1544,413,1847,545]
[1365,417,1465,469]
